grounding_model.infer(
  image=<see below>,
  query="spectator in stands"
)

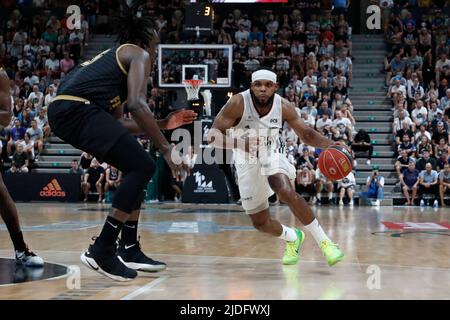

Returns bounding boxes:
[411,100,428,127]
[416,134,433,158]
[314,167,334,205]
[335,50,352,88]
[441,89,450,111]
[69,159,84,181]
[26,85,44,112]
[44,85,56,108]
[59,51,75,74]
[8,144,29,174]
[393,109,414,136]
[397,133,416,157]
[35,109,50,140]
[434,137,450,159]
[435,53,450,84]
[104,166,122,203]
[337,171,356,206]
[432,121,450,146]
[79,152,93,172]
[295,147,315,170]
[359,169,384,207]
[418,162,439,207]
[395,149,414,178]
[26,119,43,159]
[351,129,373,166]
[386,53,406,87]
[400,160,419,206]
[331,110,352,142]
[81,158,105,203]
[7,119,26,156]
[19,133,35,161]
[416,150,437,171]
[295,164,316,203]
[388,77,407,98]
[406,48,423,81]
[315,110,333,137]
[436,148,450,170]
[439,162,450,207]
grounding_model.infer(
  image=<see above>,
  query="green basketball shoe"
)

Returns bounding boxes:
[282,229,305,265]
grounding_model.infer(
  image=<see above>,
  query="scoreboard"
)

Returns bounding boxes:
[185,3,214,36]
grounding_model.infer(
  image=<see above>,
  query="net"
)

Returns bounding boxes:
[183,79,203,101]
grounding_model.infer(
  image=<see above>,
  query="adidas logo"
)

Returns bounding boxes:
[40,179,66,197]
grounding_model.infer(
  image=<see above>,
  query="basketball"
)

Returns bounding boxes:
[317,145,353,181]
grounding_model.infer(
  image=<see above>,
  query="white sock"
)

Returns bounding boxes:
[304,219,330,246]
[328,192,333,200]
[278,224,298,242]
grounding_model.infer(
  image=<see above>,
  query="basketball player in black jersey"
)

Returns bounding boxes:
[48,3,196,281]
[0,68,44,267]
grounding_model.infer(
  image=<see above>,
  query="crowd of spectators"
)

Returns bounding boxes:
[383,0,450,207]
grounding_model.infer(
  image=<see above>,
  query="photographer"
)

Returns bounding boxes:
[359,170,385,207]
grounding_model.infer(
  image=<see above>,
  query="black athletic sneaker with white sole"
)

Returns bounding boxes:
[80,242,137,282]
[117,241,166,272]
[15,249,44,267]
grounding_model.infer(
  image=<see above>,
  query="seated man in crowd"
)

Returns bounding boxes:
[418,162,439,207]
[295,164,316,203]
[81,158,105,203]
[337,171,356,206]
[8,144,29,174]
[7,119,26,157]
[25,119,43,160]
[395,149,414,178]
[397,133,416,157]
[104,165,122,203]
[400,160,419,206]
[331,110,353,142]
[439,163,450,207]
[314,167,334,205]
[35,109,51,141]
[416,150,436,171]
[351,129,373,166]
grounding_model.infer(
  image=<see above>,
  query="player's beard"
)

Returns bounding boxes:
[250,89,275,110]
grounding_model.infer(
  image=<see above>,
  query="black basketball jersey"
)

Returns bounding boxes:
[58,44,136,114]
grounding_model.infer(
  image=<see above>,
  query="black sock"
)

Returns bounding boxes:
[121,220,138,245]
[96,216,124,247]
[10,231,26,252]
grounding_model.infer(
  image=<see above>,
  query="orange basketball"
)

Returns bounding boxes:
[317,145,353,181]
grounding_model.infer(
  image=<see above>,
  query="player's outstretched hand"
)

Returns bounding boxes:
[164,109,198,130]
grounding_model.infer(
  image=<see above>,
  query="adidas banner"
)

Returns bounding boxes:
[2,173,81,202]
[182,164,229,203]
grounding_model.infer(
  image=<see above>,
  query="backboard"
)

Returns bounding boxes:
[158,44,233,88]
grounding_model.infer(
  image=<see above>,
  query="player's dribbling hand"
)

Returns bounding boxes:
[332,141,351,153]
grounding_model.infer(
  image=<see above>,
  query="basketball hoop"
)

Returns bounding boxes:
[183,79,203,101]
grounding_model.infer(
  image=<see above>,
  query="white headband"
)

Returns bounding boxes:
[252,70,277,83]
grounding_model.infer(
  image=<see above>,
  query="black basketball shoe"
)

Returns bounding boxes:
[80,238,137,282]
[117,239,166,272]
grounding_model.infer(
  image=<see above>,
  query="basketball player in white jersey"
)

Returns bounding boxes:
[208,68,344,266]
[0,68,43,267]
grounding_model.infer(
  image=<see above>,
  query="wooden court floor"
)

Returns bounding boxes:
[0,202,449,300]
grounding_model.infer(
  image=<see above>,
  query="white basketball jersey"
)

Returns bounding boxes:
[231,89,284,164]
